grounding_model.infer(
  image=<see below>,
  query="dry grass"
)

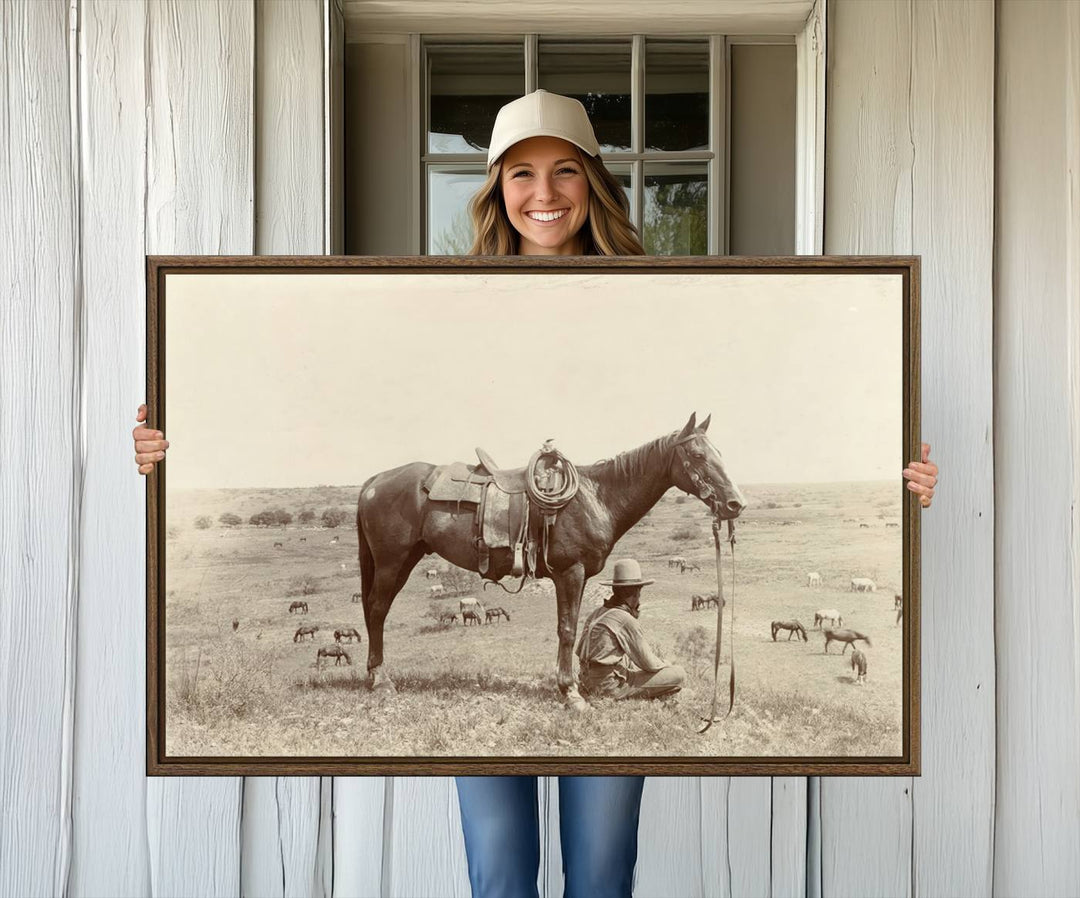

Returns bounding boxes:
[164,481,905,758]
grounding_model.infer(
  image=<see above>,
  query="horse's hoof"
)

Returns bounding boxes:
[565,696,591,714]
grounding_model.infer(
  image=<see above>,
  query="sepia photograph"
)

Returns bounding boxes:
[148,256,919,775]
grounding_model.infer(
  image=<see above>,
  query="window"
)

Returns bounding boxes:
[421,35,794,256]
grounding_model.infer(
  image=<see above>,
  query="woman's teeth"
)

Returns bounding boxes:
[527,209,567,222]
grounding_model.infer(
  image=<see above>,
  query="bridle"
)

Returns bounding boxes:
[669,433,738,732]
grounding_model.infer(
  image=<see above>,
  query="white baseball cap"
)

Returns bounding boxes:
[486,89,601,170]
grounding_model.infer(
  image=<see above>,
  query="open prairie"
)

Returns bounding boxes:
[164,480,905,758]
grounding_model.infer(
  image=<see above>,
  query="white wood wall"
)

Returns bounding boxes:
[1,1,1077,896]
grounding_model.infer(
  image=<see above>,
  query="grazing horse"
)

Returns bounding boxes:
[851,648,868,683]
[231,619,239,632]
[679,561,701,574]
[289,601,308,614]
[351,592,362,603]
[274,541,283,548]
[850,577,876,592]
[334,627,362,643]
[822,627,871,654]
[806,572,822,587]
[486,607,511,623]
[668,556,686,570]
[294,625,318,642]
[425,569,439,579]
[318,645,351,667]
[771,620,808,641]
[437,611,458,625]
[814,609,843,629]
[355,413,745,709]
[461,608,484,626]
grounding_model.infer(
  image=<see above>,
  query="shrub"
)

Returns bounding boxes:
[172,643,276,720]
[671,525,701,542]
[441,566,481,597]
[676,626,712,677]
[219,512,242,527]
[194,515,212,530]
[286,574,320,596]
[298,510,315,525]
[322,507,350,528]
[674,495,687,505]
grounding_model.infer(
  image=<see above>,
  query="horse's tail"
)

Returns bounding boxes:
[356,476,376,607]
[862,634,872,647]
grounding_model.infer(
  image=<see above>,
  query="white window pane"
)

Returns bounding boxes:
[428,167,487,254]
[538,40,632,153]
[643,163,708,255]
[604,163,634,219]
[428,44,524,154]
[645,40,709,152]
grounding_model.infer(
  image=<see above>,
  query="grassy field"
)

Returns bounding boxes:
[164,481,905,758]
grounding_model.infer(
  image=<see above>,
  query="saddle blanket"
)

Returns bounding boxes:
[423,462,486,504]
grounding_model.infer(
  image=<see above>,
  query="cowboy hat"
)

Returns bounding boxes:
[486,90,601,170]
[600,558,655,588]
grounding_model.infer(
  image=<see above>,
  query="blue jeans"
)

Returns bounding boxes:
[454,775,646,898]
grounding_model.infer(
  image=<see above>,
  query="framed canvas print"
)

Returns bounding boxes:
[146,255,920,776]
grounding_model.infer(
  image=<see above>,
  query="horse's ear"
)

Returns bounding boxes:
[698,413,711,433]
[677,413,696,440]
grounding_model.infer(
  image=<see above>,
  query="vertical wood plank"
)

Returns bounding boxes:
[332,778,386,897]
[994,1,1080,892]
[699,778,774,898]
[0,1,78,895]
[822,3,914,893]
[908,2,995,896]
[243,2,329,895]
[145,1,254,893]
[385,777,470,898]
[771,777,808,898]
[635,777,703,898]
[70,1,152,894]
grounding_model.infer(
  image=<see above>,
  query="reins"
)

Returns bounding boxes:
[699,515,736,734]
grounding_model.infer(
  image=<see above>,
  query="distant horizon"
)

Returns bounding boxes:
[165,272,903,489]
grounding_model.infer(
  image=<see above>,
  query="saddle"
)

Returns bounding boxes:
[422,441,578,583]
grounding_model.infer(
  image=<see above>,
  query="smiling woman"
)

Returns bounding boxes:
[466,89,645,256]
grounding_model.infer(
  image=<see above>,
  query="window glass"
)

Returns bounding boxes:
[645,40,709,152]
[427,44,524,154]
[428,167,487,254]
[643,163,708,255]
[538,40,632,153]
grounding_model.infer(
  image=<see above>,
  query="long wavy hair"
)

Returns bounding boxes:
[467,149,645,256]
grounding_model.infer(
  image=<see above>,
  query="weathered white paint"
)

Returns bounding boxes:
[0,2,78,896]
[907,3,996,895]
[994,1,1080,892]
[824,4,996,898]
[144,1,253,893]
[795,0,825,254]
[70,1,152,895]
[4,2,1078,897]
[245,3,331,896]
[342,0,815,39]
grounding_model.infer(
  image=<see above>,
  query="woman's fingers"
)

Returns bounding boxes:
[134,438,169,453]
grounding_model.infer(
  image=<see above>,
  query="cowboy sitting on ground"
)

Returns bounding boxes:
[575,558,686,701]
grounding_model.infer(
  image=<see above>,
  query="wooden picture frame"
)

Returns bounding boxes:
[146,255,920,776]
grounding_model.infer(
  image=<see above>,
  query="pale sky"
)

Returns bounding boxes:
[164,271,903,489]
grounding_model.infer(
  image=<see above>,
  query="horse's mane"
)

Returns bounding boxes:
[582,431,678,487]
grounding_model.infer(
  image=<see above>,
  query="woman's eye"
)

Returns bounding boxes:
[558,167,579,175]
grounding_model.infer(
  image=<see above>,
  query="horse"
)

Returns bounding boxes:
[485,606,511,623]
[355,413,745,710]
[850,577,876,592]
[814,609,843,629]
[895,593,903,626]
[851,648,868,683]
[679,561,701,574]
[461,608,484,626]
[334,627,362,643]
[806,572,822,587]
[318,645,351,667]
[351,592,362,603]
[289,601,308,614]
[822,627,871,654]
[437,611,458,626]
[231,619,239,632]
[771,620,807,641]
[294,625,318,642]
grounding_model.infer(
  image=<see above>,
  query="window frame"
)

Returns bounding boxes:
[411,2,825,256]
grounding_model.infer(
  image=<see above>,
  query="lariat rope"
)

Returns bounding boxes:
[698,515,736,734]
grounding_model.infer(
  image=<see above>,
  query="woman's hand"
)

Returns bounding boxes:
[903,442,938,508]
[133,403,169,475]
